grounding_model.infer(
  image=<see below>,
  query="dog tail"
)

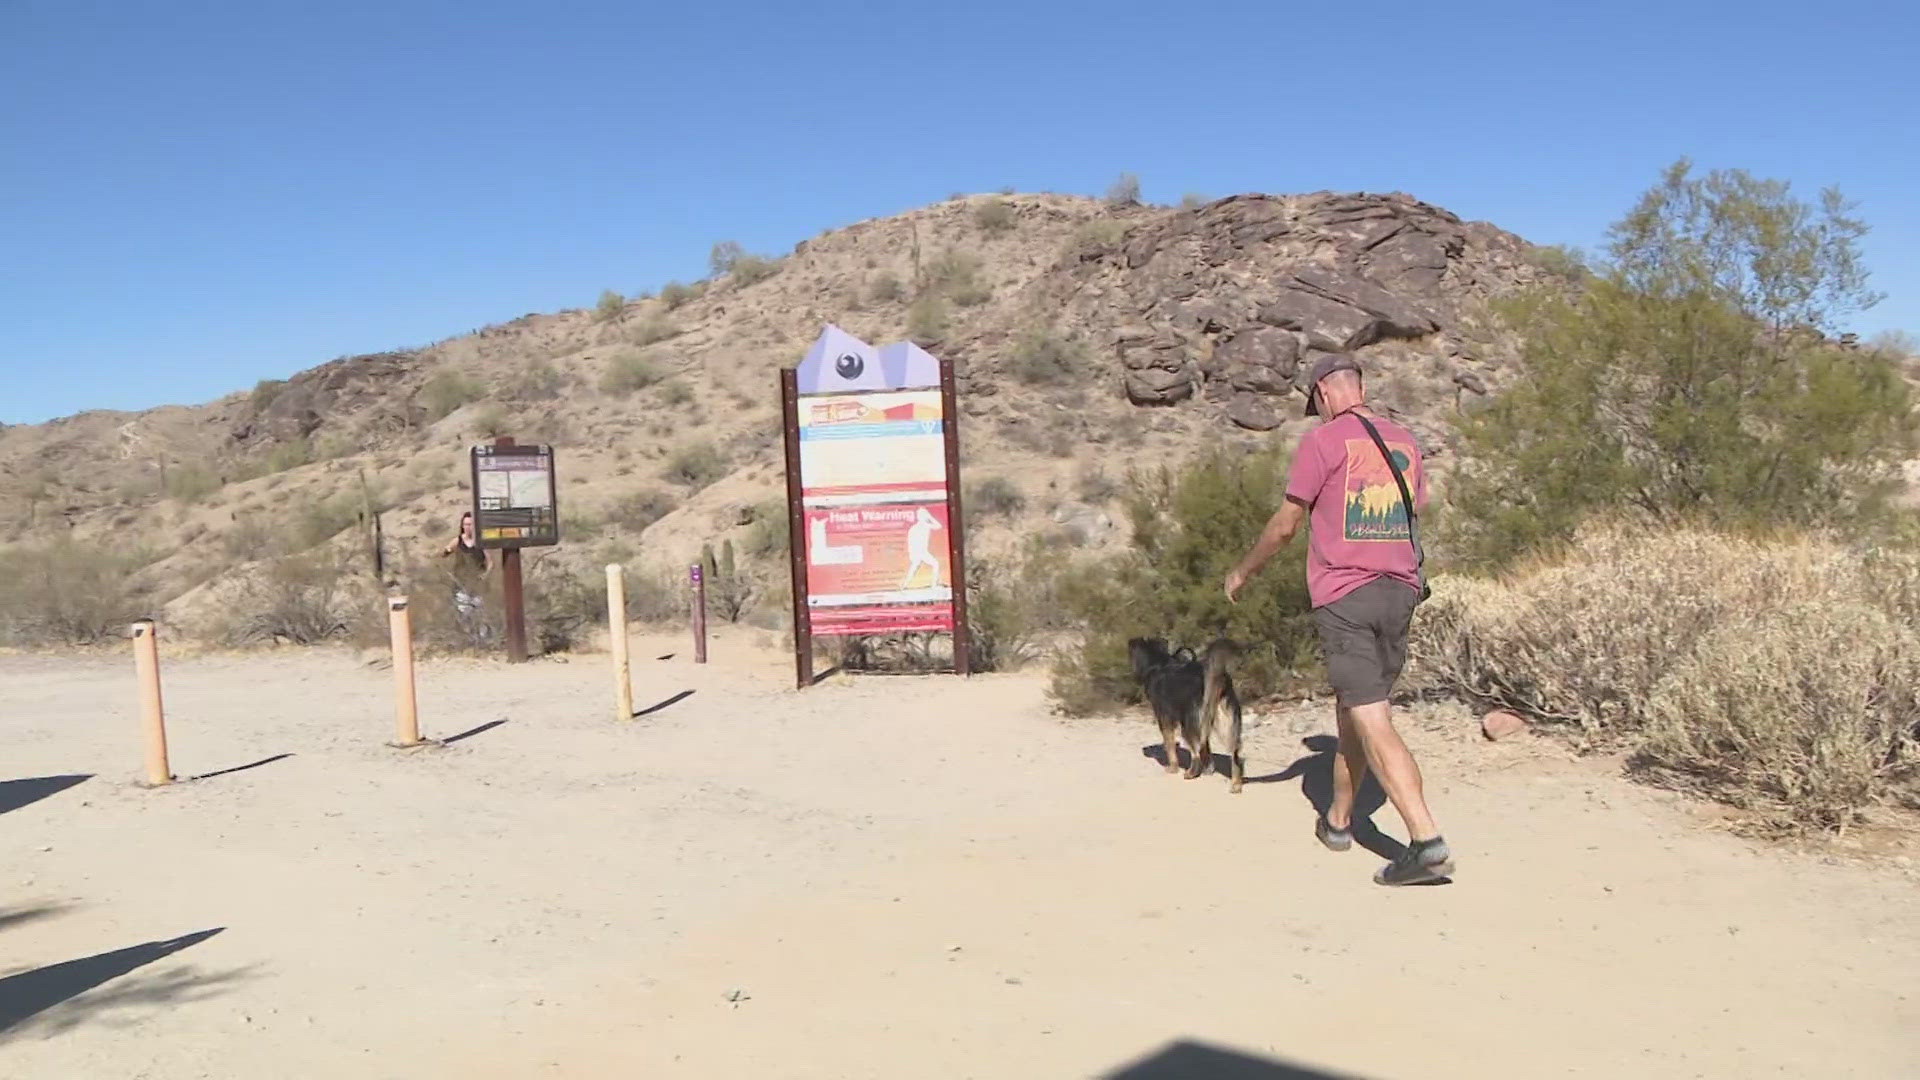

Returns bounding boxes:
[1200,638,1240,718]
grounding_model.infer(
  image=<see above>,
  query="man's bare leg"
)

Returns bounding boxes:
[1325,706,1370,831]
[1344,699,1439,841]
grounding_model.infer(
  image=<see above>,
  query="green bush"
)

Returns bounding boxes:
[967,476,1025,519]
[1179,193,1210,210]
[608,487,674,534]
[973,198,1016,233]
[0,538,151,645]
[595,289,625,321]
[1448,159,1913,570]
[658,379,694,407]
[659,281,695,309]
[251,378,288,410]
[1048,447,1317,716]
[600,352,662,397]
[1008,327,1084,385]
[907,292,948,345]
[1104,172,1141,207]
[164,461,223,503]
[926,249,990,306]
[509,359,566,402]
[421,370,486,421]
[1073,219,1128,248]
[700,540,755,622]
[633,318,679,346]
[667,443,730,490]
[868,271,905,304]
[220,551,354,645]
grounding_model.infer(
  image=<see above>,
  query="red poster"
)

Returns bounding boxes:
[804,502,954,636]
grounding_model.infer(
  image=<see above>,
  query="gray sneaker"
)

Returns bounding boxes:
[1374,837,1454,886]
[1315,816,1352,852]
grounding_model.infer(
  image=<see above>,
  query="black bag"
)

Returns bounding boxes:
[1352,413,1431,604]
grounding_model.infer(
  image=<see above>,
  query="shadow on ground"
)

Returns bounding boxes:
[442,719,508,746]
[634,690,695,718]
[0,775,91,816]
[187,754,294,782]
[1103,1039,1370,1079]
[0,928,256,1040]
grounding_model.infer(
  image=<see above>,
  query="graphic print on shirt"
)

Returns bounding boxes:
[1341,438,1416,542]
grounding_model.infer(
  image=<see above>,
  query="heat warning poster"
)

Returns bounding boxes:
[790,325,957,638]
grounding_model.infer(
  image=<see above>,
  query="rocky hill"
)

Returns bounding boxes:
[0,189,1557,640]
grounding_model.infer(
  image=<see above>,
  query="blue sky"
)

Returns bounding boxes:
[3,0,1915,424]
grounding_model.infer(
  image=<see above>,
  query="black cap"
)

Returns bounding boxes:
[1303,352,1362,416]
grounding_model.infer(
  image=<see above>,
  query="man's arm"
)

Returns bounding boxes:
[1225,497,1307,602]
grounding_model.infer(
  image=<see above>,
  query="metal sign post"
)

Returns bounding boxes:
[470,435,561,663]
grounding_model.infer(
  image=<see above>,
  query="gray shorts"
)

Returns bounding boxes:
[1311,576,1420,709]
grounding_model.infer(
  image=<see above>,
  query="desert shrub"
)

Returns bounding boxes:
[963,553,1047,673]
[1073,219,1127,248]
[164,462,223,503]
[421,370,486,421]
[700,540,755,622]
[224,515,276,561]
[600,352,662,397]
[740,499,788,559]
[633,318,679,346]
[1449,159,1912,570]
[287,494,360,552]
[507,358,566,401]
[0,539,151,645]
[731,254,779,285]
[608,487,674,534]
[658,379,694,407]
[471,403,510,437]
[595,289,625,321]
[666,443,730,489]
[1179,193,1210,210]
[967,476,1025,519]
[709,241,744,276]
[1048,447,1317,715]
[1076,464,1120,503]
[1104,172,1141,207]
[973,198,1015,233]
[925,249,990,306]
[1411,524,1920,830]
[220,551,355,645]
[907,292,948,345]
[659,281,695,309]
[251,378,287,410]
[868,271,904,304]
[1008,327,1084,385]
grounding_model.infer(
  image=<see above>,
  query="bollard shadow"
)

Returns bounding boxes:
[634,690,695,718]
[654,652,677,661]
[441,719,508,746]
[185,754,293,782]
[0,902,79,934]
[0,775,91,816]
[0,927,255,1040]
[1102,1038,1371,1078]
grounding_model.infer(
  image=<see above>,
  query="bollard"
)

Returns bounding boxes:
[607,564,634,721]
[388,595,422,747]
[131,620,172,786]
[690,562,708,665]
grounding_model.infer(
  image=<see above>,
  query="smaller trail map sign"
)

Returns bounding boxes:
[470,443,560,548]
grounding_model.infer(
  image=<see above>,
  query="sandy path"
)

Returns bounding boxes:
[2,635,1916,1079]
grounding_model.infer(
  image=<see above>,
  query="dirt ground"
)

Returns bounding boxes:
[3,632,1917,1080]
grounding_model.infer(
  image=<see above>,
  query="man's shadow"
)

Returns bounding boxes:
[1243,736,1406,862]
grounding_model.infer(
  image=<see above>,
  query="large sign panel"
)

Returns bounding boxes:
[791,326,954,637]
[470,443,560,548]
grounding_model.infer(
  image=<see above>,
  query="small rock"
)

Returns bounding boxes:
[1481,710,1528,741]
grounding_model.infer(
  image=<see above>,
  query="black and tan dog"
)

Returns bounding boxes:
[1128,637,1244,793]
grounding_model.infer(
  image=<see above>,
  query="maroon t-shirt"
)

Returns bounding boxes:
[1283,411,1427,609]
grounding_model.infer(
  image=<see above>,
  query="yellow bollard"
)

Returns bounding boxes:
[607,564,634,721]
[389,595,422,747]
[131,620,172,786]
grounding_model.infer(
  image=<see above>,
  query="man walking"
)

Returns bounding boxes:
[1224,353,1453,886]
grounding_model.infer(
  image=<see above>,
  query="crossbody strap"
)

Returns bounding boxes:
[1351,413,1426,578]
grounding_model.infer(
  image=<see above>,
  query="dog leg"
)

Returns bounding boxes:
[1159,716,1180,774]
[1228,697,1244,794]
[1183,723,1207,779]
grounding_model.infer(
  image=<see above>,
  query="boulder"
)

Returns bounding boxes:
[1125,366,1194,405]
[1215,328,1301,395]
[1481,710,1529,741]
[1226,394,1285,431]
[1257,269,1442,352]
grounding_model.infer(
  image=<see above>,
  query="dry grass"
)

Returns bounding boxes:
[1412,523,1920,830]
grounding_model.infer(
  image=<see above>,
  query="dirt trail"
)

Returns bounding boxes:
[3,636,1916,1079]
